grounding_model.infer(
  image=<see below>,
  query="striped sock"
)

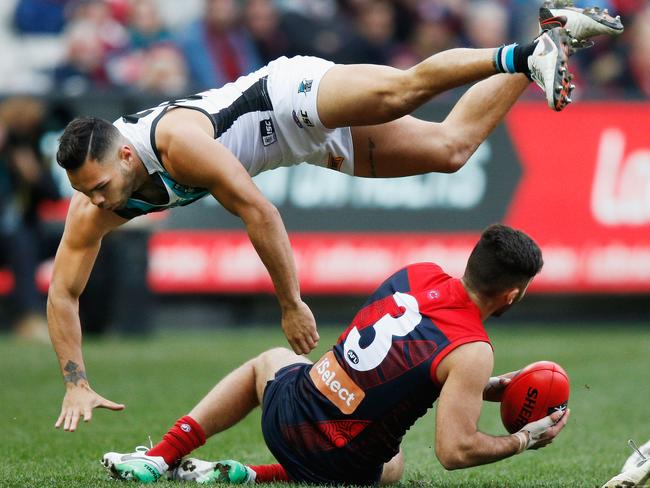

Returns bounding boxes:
[494,43,518,74]
[494,42,536,79]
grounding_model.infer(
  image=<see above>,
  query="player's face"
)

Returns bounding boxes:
[67,150,137,211]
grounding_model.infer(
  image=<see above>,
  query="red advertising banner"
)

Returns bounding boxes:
[505,102,650,292]
[148,102,650,294]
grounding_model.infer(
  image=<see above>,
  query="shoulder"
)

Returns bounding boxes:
[436,341,493,386]
[63,193,126,247]
[406,262,450,292]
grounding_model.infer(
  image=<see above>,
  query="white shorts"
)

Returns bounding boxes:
[266,56,355,175]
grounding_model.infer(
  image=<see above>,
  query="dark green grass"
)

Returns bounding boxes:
[1,324,649,488]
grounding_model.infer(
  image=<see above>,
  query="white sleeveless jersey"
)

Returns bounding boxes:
[112,56,354,219]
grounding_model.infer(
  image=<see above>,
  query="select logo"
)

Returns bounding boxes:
[309,351,365,414]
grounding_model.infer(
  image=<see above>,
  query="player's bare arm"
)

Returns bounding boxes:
[155,109,319,354]
[434,341,568,469]
[48,192,128,431]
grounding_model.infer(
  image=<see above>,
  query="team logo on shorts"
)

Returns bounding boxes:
[298,79,313,94]
[259,118,277,146]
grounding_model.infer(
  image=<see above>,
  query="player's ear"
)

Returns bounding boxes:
[505,287,520,306]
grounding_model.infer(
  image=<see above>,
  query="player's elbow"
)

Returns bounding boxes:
[237,197,280,225]
[435,440,473,470]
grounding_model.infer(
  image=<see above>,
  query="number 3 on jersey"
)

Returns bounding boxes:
[343,292,423,371]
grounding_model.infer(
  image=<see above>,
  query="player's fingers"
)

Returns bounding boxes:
[55,410,65,428]
[63,410,73,431]
[69,411,81,432]
[289,337,306,355]
[98,398,125,411]
[83,408,93,423]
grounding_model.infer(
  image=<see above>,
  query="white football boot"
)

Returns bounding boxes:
[602,440,650,488]
[101,446,169,483]
[527,27,573,111]
[540,1,624,48]
[170,457,256,484]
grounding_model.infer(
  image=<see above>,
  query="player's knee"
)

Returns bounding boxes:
[439,125,477,173]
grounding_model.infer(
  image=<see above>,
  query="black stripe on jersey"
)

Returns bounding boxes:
[149,105,218,169]
[212,76,273,138]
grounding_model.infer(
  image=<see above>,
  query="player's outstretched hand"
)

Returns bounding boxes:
[55,384,125,432]
[483,369,520,402]
[518,408,570,451]
[282,300,319,355]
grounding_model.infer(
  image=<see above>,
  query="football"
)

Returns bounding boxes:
[500,361,570,434]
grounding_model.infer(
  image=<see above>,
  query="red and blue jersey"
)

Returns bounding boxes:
[261,262,490,484]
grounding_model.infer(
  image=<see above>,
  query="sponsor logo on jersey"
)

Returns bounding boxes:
[292,110,304,129]
[300,110,315,128]
[298,79,313,94]
[327,153,345,172]
[309,351,365,414]
[259,118,277,146]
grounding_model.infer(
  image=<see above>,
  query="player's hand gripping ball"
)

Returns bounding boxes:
[500,361,570,434]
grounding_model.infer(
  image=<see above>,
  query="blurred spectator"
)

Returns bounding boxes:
[108,42,189,95]
[626,5,650,97]
[390,6,459,69]
[107,0,188,95]
[347,0,397,65]
[462,1,509,48]
[244,0,292,64]
[13,0,69,34]
[0,97,61,342]
[53,20,112,94]
[126,0,173,50]
[53,0,129,94]
[67,0,129,52]
[176,0,262,89]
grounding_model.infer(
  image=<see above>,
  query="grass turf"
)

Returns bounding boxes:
[1,324,649,487]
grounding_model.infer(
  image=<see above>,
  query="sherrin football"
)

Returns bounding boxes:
[500,361,570,434]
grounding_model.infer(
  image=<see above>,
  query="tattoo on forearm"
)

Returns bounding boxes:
[63,360,87,385]
[368,137,377,178]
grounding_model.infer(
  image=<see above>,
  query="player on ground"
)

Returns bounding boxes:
[49,4,622,433]
[101,224,570,484]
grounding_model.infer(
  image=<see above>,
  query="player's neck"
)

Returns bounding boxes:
[460,278,492,321]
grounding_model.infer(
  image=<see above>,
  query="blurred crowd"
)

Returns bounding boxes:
[7,0,650,98]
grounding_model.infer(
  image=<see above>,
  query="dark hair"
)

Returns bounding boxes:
[56,117,120,170]
[464,224,543,297]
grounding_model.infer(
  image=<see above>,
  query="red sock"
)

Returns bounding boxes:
[147,415,206,466]
[247,464,289,483]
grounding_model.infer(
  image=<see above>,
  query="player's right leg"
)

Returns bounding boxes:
[317,27,572,130]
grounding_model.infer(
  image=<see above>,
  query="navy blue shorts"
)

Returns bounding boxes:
[261,363,383,485]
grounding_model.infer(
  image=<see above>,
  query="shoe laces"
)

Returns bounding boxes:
[629,439,649,462]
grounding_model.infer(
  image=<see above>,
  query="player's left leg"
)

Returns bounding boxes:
[380,448,404,485]
[350,73,529,177]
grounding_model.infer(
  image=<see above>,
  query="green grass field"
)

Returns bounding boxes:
[1,324,649,488]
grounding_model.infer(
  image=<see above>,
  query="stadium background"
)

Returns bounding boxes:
[0,1,649,487]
